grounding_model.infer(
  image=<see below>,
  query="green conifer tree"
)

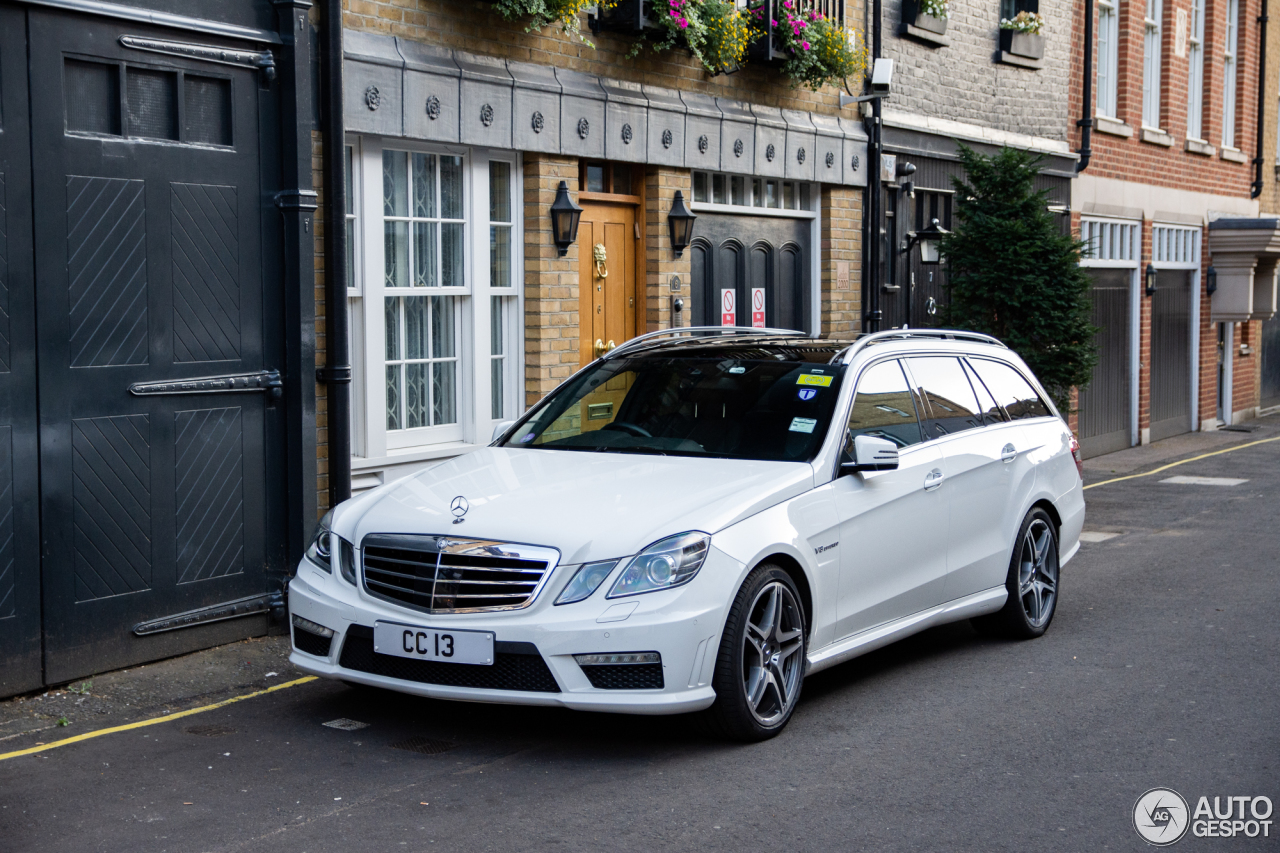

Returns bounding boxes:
[939,144,1097,412]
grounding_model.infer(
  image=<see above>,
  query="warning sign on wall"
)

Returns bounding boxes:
[720,288,736,327]
[751,288,766,328]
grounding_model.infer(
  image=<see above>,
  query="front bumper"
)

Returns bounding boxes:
[286,549,740,715]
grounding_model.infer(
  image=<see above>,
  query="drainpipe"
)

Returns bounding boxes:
[1077,0,1094,173]
[1252,0,1268,198]
[321,0,352,505]
[864,0,884,331]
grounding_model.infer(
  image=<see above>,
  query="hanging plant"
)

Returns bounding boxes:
[634,0,758,75]
[493,0,617,44]
[752,1,869,91]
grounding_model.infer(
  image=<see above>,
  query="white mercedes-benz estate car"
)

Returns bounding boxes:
[289,328,1085,740]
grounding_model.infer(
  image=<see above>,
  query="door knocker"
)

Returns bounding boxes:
[593,243,608,280]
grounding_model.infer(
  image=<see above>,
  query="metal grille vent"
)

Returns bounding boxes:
[293,626,333,658]
[360,535,558,614]
[580,663,665,690]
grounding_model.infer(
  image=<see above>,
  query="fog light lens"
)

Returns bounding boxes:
[573,652,661,666]
[555,560,619,605]
[292,615,334,638]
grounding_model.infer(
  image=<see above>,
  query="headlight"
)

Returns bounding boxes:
[304,510,334,572]
[555,560,619,605]
[607,532,711,598]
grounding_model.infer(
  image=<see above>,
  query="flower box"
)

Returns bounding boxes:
[901,0,947,35]
[999,29,1044,60]
[746,0,789,64]
[593,0,658,33]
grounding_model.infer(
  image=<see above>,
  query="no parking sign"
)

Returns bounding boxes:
[751,288,765,328]
[720,289,736,327]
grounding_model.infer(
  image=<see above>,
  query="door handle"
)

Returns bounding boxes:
[593,339,616,358]
[1001,443,1018,463]
[923,468,945,491]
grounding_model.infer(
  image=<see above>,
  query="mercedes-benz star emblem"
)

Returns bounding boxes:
[450,495,469,524]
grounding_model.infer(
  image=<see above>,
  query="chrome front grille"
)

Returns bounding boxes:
[360,535,559,614]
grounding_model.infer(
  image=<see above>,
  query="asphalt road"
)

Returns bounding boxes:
[2,427,1278,852]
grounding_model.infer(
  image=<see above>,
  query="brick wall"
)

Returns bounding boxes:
[882,0,1073,142]
[820,184,862,337]
[1071,0,1259,199]
[643,168,693,332]
[523,153,582,409]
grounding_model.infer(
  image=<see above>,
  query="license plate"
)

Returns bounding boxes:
[373,621,494,665]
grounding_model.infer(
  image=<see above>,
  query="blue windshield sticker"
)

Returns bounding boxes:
[789,417,818,434]
[798,388,817,401]
[520,433,536,443]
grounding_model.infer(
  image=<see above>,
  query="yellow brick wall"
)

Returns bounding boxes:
[643,167,693,332]
[819,184,861,338]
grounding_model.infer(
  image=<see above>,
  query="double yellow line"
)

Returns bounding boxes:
[1084,435,1280,490]
[0,676,316,762]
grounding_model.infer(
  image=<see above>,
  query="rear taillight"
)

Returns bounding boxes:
[1070,435,1084,480]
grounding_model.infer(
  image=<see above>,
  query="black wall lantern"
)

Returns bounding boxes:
[667,190,697,258]
[550,181,582,257]
[1206,265,1218,295]
[907,217,949,265]
[1145,262,1158,296]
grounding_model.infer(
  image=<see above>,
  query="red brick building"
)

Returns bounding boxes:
[1070,0,1278,455]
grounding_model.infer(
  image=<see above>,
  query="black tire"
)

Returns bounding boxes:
[972,506,1060,640]
[702,564,807,742]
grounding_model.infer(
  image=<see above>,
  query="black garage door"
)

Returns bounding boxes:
[0,6,287,693]
[688,212,812,334]
[1078,268,1133,457]
[1149,270,1193,441]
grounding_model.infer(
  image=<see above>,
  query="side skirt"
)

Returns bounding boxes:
[805,587,1007,676]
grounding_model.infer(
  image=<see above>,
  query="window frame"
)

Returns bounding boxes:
[1142,0,1163,130]
[1187,0,1205,141]
[347,136,523,461]
[1097,0,1121,119]
[1223,0,1240,149]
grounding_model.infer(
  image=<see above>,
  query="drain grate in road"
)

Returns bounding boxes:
[1159,475,1249,486]
[184,724,237,737]
[390,736,456,755]
[323,718,370,731]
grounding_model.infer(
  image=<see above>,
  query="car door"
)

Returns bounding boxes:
[831,358,950,640]
[904,356,1036,602]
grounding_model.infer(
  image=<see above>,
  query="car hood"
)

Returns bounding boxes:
[338,447,816,565]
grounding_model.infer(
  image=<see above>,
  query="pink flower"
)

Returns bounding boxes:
[771,18,778,24]
[678,16,688,27]
[801,40,810,49]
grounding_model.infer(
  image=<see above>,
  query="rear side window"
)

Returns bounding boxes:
[843,359,924,452]
[963,360,1007,424]
[968,358,1053,420]
[905,357,985,438]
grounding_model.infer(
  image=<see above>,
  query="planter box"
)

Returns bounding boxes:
[594,0,658,33]
[999,29,1044,60]
[747,0,789,65]
[901,0,948,34]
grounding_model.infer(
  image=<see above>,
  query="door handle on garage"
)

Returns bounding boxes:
[923,468,945,491]
[1001,443,1018,463]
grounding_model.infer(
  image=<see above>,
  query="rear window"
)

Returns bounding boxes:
[503,355,846,462]
[967,358,1053,420]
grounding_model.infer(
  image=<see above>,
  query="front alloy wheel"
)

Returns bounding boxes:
[704,564,807,741]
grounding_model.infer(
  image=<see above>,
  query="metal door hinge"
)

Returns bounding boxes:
[317,365,353,384]
[275,189,319,211]
[130,369,283,399]
[133,593,278,636]
[119,35,277,82]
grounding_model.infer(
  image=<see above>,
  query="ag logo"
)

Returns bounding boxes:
[1134,788,1190,846]
[450,495,469,524]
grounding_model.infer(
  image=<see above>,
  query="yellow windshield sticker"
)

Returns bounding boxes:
[797,374,833,387]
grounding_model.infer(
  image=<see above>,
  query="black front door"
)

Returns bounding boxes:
[0,5,44,696]
[29,11,282,682]
[688,213,811,334]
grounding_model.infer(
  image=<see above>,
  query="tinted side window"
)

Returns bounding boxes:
[843,359,924,454]
[963,360,1007,423]
[906,357,985,438]
[968,358,1053,420]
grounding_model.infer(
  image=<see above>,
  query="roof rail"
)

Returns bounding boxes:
[842,329,1007,362]
[603,326,808,359]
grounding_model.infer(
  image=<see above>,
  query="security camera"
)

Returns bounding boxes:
[870,58,893,96]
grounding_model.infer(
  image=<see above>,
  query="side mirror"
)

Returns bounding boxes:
[841,435,900,474]
[491,420,516,443]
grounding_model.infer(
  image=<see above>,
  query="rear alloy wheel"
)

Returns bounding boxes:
[704,565,807,741]
[972,507,1060,639]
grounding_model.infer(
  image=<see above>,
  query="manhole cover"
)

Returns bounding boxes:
[184,725,236,737]
[323,718,370,731]
[390,736,455,755]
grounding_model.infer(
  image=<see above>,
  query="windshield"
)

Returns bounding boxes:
[502,354,846,462]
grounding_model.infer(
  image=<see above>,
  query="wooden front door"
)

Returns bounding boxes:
[578,203,639,366]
